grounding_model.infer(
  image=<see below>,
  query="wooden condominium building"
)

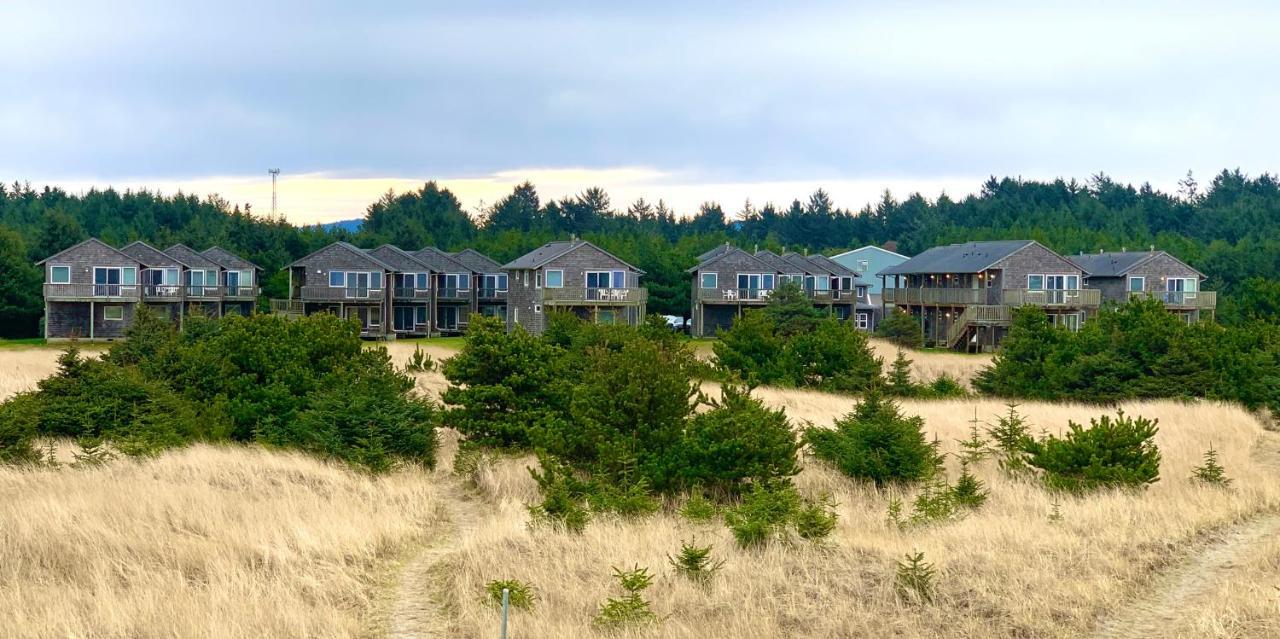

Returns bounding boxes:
[38,238,261,341]
[503,239,646,334]
[272,242,508,338]
[688,244,865,337]
[879,240,1100,351]
[1069,250,1215,322]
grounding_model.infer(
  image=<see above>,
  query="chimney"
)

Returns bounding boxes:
[882,240,899,253]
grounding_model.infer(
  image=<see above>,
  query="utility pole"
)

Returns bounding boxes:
[268,168,280,217]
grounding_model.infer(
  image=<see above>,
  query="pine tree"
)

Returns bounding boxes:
[956,409,989,465]
[886,350,917,397]
[986,403,1032,476]
[950,461,988,509]
[894,551,936,604]
[1191,444,1231,487]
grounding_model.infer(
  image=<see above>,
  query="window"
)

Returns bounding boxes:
[700,272,718,289]
[50,265,70,284]
[522,271,529,287]
[612,271,625,288]
[452,273,466,290]
[816,275,830,290]
[329,271,345,287]
[417,273,429,289]
[535,271,542,288]
[545,269,563,288]
[585,271,612,288]
[803,275,815,290]
[534,304,542,313]
[1027,274,1044,290]
[856,313,869,330]
[370,272,383,290]
[762,274,775,289]
[103,305,124,321]
[1128,276,1145,292]
[123,268,136,286]
[1166,277,1197,293]
[368,307,381,327]
[93,267,123,296]
[415,306,427,325]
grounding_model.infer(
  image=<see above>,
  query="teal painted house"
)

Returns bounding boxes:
[829,245,908,295]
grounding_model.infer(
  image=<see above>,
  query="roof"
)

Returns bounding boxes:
[685,246,771,273]
[697,243,735,262]
[412,246,473,273]
[831,245,909,260]
[367,245,433,272]
[502,239,642,273]
[449,248,504,273]
[807,253,859,277]
[36,237,139,265]
[120,241,186,268]
[1069,251,1204,278]
[781,252,829,275]
[751,250,796,273]
[288,241,397,271]
[201,246,260,270]
[164,244,223,270]
[878,240,1037,276]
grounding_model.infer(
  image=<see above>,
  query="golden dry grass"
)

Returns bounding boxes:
[867,337,992,387]
[0,445,446,639]
[0,346,107,401]
[439,398,1280,639]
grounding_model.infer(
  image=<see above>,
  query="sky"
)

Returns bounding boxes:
[2,1,1278,224]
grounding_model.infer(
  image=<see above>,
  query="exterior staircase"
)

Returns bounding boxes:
[945,305,1011,349]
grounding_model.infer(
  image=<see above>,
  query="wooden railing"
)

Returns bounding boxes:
[437,287,471,300]
[1003,288,1100,308]
[477,288,508,300]
[141,285,184,301]
[696,288,773,302]
[183,285,223,300]
[298,285,385,301]
[945,305,1011,348]
[44,283,142,301]
[270,299,304,315]
[883,287,984,305]
[392,287,432,300]
[1129,290,1216,309]
[542,286,647,304]
[222,286,260,299]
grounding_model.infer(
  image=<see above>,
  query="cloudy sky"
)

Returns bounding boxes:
[2,1,1277,223]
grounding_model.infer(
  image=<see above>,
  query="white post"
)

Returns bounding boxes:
[500,588,510,639]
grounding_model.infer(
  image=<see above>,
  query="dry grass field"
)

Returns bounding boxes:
[2,344,1278,638]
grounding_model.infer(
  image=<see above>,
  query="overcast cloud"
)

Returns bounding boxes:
[2,1,1277,223]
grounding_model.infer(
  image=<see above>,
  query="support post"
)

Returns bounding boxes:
[89,300,94,341]
[500,588,510,639]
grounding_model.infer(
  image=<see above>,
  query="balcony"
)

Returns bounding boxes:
[437,287,471,300]
[1129,290,1216,310]
[477,288,508,301]
[142,284,184,302]
[1003,288,1101,308]
[393,287,432,300]
[883,287,985,305]
[270,299,304,315]
[542,286,647,305]
[222,286,260,300]
[697,288,773,303]
[44,283,141,302]
[297,285,385,302]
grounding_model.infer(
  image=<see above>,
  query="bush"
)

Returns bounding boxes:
[527,455,592,533]
[712,310,786,386]
[679,493,719,522]
[0,391,43,465]
[894,551,936,605]
[885,350,918,397]
[403,345,434,372]
[805,390,938,487]
[680,384,799,494]
[1024,409,1161,492]
[594,566,657,629]
[668,540,724,585]
[442,316,573,449]
[877,308,924,349]
[485,579,536,610]
[724,482,836,547]
[787,318,883,392]
[1191,445,1231,487]
[985,403,1033,476]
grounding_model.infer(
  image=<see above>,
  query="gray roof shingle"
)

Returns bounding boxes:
[287,242,397,271]
[753,250,797,273]
[449,248,503,273]
[201,246,260,270]
[121,241,185,268]
[412,246,473,273]
[164,244,223,270]
[686,246,771,273]
[697,243,735,262]
[807,253,859,277]
[367,245,433,272]
[878,240,1035,276]
[1069,251,1160,277]
[501,239,641,273]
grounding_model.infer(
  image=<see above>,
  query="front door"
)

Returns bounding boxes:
[94,267,121,296]
[394,306,414,332]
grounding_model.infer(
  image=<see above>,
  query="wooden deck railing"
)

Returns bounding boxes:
[542,286,647,304]
[883,287,984,305]
[298,285,385,301]
[1003,288,1101,308]
[1129,290,1216,309]
[44,283,142,301]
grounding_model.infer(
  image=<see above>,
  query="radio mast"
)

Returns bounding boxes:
[268,168,280,217]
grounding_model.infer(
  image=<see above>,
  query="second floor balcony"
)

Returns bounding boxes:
[222,286,260,300]
[297,285,385,301]
[477,287,508,301]
[884,287,1101,308]
[393,287,432,300]
[437,287,471,300]
[44,283,141,302]
[542,286,647,305]
[1002,288,1101,308]
[1129,290,1216,310]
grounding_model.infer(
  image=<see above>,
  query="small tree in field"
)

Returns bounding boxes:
[681,384,799,494]
[1024,410,1161,493]
[804,390,938,486]
[877,308,924,349]
[1191,445,1231,486]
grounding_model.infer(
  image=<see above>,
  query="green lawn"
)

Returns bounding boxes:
[0,338,49,349]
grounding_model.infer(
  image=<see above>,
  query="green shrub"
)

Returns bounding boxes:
[805,390,938,486]
[894,551,936,605]
[985,403,1033,476]
[792,495,838,542]
[527,455,592,533]
[949,463,988,509]
[0,391,43,465]
[876,308,924,349]
[1024,409,1161,492]
[884,350,918,397]
[1191,445,1231,487]
[403,345,434,372]
[485,579,536,610]
[586,479,661,520]
[713,310,787,386]
[679,493,719,523]
[922,374,968,399]
[723,482,836,547]
[594,566,657,629]
[680,384,799,494]
[668,540,724,585]
[788,318,883,392]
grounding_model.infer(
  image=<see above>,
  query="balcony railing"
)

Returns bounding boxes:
[1129,290,1216,309]
[44,283,142,301]
[1003,288,1101,308]
[270,299,304,315]
[697,288,773,302]
[393,287,432,300]
[477,288,508,300]
[142,285,184,301]
[883,287,985,305]
[298,285,385,301]
[437,287,471,300]
[222,286,260,299]
[542,286,647,304]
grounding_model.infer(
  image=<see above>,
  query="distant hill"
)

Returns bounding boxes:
[318,218,363,233]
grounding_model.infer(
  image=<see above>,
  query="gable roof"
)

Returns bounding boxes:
[685,246,771,273]
[831,244,909,260]
[878,240,1037,276]
[1069,251,1204,278]
[697,243,736,262]
[449,248,503,273]
[752,250,797,273]
[288,241,396,271]
[412,246,473,273]
[164,244,223,269]
[201,246,260,270]
[807,253,859,277]
[120,240,186,268]
[502,239,642,273]
[781,252,828,275]
[36,237,140,265]
[366,245,433,272]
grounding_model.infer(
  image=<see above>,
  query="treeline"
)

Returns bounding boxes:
[4,170,1280,337]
